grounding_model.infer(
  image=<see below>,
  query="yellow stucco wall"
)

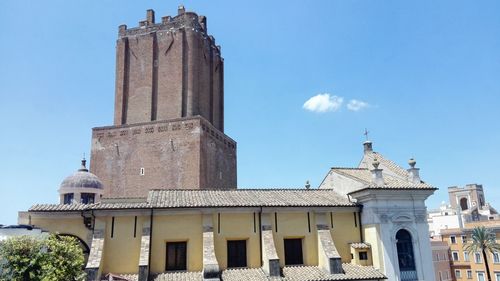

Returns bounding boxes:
[363,224,384,272]
[330,212,361,262]
[30,216,90,246]
[150,214,203,273]
[350,247,373,266]
[214,212,260,269]
[102,216,143,274]
[272,212,318,267]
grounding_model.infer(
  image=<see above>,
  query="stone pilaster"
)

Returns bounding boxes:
[138,219,151,281]
[261,213,280,277]
[316,213,343,274]
[85,227,105,281]
[202,214,220,280]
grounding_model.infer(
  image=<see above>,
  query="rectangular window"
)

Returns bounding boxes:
[227,240,247,268]
[284,238,303,265]
[455,269,461,278]
[359,251,368,260]
[452,251,459,261]
[464,251,470,262]
[81,193,95,204]
[467,270,472,279]
[495,272,500,281]
[166,242,187,271]
[63,193,74,204]
[462,235,467,243]
[475,252,482,263]
[493,252,500,263]
[478,272,485,281]
[450,236,457,244]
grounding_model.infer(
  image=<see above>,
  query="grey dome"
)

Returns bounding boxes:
[60,159,103,190]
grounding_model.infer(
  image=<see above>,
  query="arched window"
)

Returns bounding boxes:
[396,229,417,281]
[460,198,468,211]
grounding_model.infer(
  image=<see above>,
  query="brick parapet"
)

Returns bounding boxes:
[93,116,235,151]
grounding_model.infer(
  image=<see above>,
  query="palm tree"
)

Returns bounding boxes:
[463,226,500,281]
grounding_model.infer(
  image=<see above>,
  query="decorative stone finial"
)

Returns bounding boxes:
[408,158,416,168]
[372,158,380,169]
[305,180,311,189]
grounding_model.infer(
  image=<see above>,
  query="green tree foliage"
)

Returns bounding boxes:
[0,234,85,281]
[463,226,500,281]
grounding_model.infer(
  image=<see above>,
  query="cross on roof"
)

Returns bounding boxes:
[364,128,369,141]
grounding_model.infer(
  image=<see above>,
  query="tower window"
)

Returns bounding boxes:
[227,240,247,268]
[140,167,145,176]
[166,242,187,271]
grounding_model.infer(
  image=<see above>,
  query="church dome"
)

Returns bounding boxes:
[60,159,103,190]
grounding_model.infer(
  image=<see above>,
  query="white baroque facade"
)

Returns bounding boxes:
[320,141,436,281]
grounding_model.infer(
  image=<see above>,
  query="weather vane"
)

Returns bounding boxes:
[364,128,369,141]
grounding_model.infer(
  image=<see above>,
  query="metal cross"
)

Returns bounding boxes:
[364,128,369,141]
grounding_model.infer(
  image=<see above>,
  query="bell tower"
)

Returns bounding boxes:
[90,7,236,198]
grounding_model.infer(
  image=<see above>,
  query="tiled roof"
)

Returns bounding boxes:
[28,189,357,212]
[282,264,386,280]
[29,203,91,212]
[350,242,371,249]
[359,152,409,179]
[330,167,435,190]
[152,272,203,281]
[103,265,385,281]
[222,268,281,281]
[147,189,356,208]
[330,150,436,191]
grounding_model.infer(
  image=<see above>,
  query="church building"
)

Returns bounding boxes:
[19,7,436,281]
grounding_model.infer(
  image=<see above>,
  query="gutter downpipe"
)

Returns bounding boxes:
[148,208,154,280]
[259,206,263,266]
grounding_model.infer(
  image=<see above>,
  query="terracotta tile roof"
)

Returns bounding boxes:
[350,242,371,249]
[29,203,91,212]
[330,167,435,190]
[152,272,203,281]
[282,264,386,280]
[29,189,357,212]
[99,265,384,281]
[147,189,356,208]
[222,268,281,281]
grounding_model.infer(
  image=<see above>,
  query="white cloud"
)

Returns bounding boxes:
[347,99,369,111]
[303,93,343,113]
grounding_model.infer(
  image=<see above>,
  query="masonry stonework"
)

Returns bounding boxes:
[91,7,235,198]
[90,117,236,198]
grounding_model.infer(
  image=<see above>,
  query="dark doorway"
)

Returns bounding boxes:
[166,242,187,271]
[284,238,303,265]
[227,240,247,268]
[396,229,417,281]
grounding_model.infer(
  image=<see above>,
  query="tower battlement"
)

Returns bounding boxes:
[118,7,216,51]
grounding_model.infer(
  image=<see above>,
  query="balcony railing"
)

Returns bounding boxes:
[400,270,418,281]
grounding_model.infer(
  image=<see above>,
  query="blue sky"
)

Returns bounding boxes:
[1,1,499,224]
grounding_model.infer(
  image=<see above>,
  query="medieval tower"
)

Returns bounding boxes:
[89,7,237,198]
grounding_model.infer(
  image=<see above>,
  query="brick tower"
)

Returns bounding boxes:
[90,7,237,198]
